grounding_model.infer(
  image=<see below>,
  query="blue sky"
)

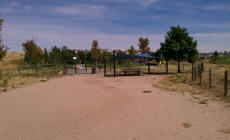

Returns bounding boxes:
[0,0,230,52]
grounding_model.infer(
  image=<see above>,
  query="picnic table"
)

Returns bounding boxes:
[122,68,141,75]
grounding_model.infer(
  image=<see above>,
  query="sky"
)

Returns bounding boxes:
[0,0,230,53]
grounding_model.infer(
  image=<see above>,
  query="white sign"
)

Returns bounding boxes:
[73,57,77,60]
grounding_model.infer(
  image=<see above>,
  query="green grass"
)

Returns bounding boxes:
[210,56,230,65]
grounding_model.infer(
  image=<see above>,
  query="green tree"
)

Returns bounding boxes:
[60,46,75,64]
[138,37,150,54]
[213,51,218,59]
[76,50,87,65]
[43,48,49,64]
[22,40,43,65]
[0,18,8,61]
[161,25,198,73]
[128,45,136,56]
[91,40,100,66]
[49,46,61,64]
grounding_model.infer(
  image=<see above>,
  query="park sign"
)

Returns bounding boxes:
[73,57,77,60]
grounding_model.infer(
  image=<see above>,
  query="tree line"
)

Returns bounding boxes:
[0,17,200,73]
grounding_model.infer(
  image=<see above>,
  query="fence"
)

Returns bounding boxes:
[191,63,230,96]
[104,61,192,77]
[0,64,63,79]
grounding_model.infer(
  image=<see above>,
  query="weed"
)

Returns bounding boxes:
[182,122,192,128]
[2,79,8,87]
[199,101,207,104]
[20,82,25,85]
[2,88,7,92]
[142,90,152,93]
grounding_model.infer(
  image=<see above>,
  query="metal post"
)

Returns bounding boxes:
[113,51,116,77]
[148,61,150,74]
[224,70,228,96]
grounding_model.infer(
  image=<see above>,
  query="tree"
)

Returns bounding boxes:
[43,48,49,64]
[127,45,136,56]
[49,46,61,64]
[22,40,43,65]
[213,51,218,59]
[91,40,100,66]
[138,37,150,54]
[161,25,198,73]
[0,18,8,61]
[76,50,87,64]
[60,46,75,64]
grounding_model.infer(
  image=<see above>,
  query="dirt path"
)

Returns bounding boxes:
[0,74,230,140]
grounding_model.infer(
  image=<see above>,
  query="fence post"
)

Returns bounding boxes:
[224,70,228,96]
[148,62,150,74]
[104,58,106,77]
[199,67,202,85]
[113,51,116,77]
[75,63,77,74]
[85,65,88,74]
[194,66,197,80]
[192,66,194,81]
[0,69,1,79]
[209,69,212,88]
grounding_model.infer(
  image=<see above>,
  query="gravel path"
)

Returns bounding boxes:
[0,74,229,140]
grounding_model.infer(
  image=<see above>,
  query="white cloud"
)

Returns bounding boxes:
[192,33,230,38]
[100,0,159,6]
[124,0,159,6]
[0,1,20,13]
[202,5,230,11]
[53,4,106,18]
[2,21,163,52]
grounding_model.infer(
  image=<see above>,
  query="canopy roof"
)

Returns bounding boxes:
[116,53,160,60]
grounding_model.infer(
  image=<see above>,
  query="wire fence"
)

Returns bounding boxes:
[191,63,230,96]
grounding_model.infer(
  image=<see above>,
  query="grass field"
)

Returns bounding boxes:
[0,52,63,92]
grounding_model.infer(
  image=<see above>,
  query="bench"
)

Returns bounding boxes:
[122,68,141,75]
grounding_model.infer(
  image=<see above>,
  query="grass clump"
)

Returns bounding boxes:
[182,122,192,128]
[142,90,152,93]
[2,88,7,92]
[199,101,207,104]
[40,79,47,82]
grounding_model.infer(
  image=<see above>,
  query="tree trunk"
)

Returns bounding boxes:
[178,59,181,73]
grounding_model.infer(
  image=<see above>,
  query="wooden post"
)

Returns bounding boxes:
[209,69,212,88]
[224,70,228,96]
[194,66,197,80]
[166,60,168,74]
[86,66,88,74]
[113,51,116,77]
[104,58,106,77]
[199,67,202,85]
[75,62,77,74]
[0,69,2,79]
[192,66,194,81]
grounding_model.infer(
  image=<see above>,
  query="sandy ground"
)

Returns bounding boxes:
[0,74,230,140]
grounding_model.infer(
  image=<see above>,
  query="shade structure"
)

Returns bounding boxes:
[116,53,160,60]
